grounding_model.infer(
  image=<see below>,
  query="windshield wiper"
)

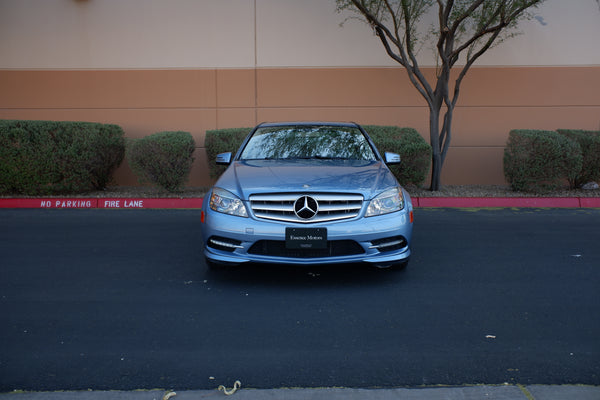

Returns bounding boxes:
[242,157,284,161]
[296,155,347,160]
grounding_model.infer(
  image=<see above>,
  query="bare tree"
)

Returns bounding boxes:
[336,0,546,190]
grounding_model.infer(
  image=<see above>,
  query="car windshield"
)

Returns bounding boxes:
[239,126,377,161]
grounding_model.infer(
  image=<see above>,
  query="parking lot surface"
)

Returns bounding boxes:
[1,208,599,394]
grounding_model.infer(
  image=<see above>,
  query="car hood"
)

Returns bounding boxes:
[216,159,399,200]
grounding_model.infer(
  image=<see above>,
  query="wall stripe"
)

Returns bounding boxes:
[1,66,599,187]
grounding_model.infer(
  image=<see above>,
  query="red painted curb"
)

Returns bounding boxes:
[416,197,583,208]
[579,197,600,208]
[97,198,203,209]
[0,198,98,209]
[0,198,204,209]
[1,197,598,209]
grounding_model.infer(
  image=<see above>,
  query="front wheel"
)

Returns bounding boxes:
[372,260,409,270]
[205,257,240,271]
[205,257,226,271]
[392,260,409,270]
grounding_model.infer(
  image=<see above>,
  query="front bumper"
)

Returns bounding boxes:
[200,205,413,267]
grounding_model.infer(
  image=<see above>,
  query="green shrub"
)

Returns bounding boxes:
[127,131,195,192]
[364,125,432,187]
[0,120,125,195]
[503,130,583,192]
[557,129,600,188]
[205,127,252,178]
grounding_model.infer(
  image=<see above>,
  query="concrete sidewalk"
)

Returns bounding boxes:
[2,385,600,400]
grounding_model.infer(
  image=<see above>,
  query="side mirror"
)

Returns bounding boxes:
[384,152,401,165]
[216,152,232,165]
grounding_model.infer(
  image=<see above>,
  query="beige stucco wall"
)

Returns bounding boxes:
[1,0,599,187]
[2,0,599,69]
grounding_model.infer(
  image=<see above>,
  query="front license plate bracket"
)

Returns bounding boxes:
[285,227,327,249]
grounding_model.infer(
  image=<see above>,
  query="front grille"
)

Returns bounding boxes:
[248,240,365,258]
[249,193,363,223]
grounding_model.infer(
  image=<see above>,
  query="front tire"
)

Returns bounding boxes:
[393,260,409,270]
[205,257,226,271]
[205,257,240,271]
[372,260,409,270]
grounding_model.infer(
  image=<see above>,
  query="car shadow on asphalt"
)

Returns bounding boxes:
[202,261,408,289]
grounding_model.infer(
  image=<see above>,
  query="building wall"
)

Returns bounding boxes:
[1,0,599,187]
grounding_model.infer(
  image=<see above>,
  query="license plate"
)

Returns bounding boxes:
[285,227,327,249]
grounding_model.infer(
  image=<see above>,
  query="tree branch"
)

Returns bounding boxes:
[348,1,435,104]
[373,26,434,103]
[451,0,541,60]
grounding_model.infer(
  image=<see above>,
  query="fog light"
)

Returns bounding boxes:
[208,236,243,252]
[369,236,407,252]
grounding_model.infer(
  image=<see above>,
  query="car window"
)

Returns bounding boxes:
[239,126,377,161]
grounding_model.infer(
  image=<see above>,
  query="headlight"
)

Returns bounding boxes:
[209,188,248,217]
[365,187,404,217]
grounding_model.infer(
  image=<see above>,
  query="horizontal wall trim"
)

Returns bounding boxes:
[2,65,599,72]
[2,105,599,111]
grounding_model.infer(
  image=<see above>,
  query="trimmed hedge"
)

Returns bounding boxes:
[557,129,600,188]
[204,125,432,187]
[205,127,252,178]
[0,120,125,195]
[363,126,432,187]
[127,131,195,192]
[503,130,583,192]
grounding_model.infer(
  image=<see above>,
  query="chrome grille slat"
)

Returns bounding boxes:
[249,193,363,223]
[250,194,299,201]
[252,203,293,212]
[318,203,362,212]
[252,213,358,224]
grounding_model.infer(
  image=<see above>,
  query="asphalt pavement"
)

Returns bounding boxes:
[1,208,599,399]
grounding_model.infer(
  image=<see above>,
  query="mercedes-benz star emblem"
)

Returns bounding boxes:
[294,196,318,220]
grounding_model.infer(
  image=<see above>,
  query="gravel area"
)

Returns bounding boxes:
[3,184,598,198]
[405,184,600,198]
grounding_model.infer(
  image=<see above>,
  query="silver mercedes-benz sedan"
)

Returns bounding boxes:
[200,122,413,270]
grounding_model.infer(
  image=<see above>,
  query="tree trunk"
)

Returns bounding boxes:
[430,152,442,191]
[429,102,443,191]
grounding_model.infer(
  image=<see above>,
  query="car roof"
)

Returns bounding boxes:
[256,121,360,129]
